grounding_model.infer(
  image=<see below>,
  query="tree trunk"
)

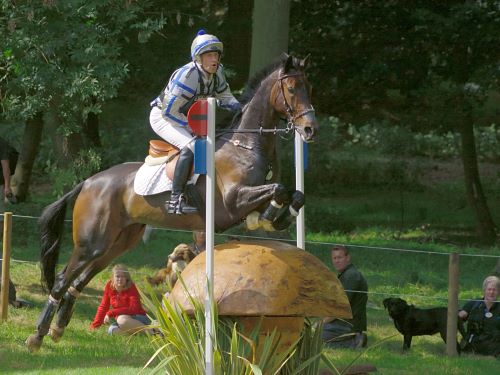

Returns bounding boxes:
[249,0,290,77]
[458,101,497,244]
[222,0,253,88]
[46,104,84,167]
[83,111,101,148]
[11,113,44,202]
[452,41,497,245]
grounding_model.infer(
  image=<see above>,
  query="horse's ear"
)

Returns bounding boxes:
[283,54,294,73]
[300,54,310,70]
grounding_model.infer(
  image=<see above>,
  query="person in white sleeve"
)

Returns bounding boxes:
[149,29,241,215]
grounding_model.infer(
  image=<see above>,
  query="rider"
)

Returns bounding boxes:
[149,29,242,215]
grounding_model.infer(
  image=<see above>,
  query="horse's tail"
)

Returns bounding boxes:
[40,181,85,293]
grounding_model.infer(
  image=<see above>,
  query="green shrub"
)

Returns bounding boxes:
[141,283,327,375]
[47,148,102,196]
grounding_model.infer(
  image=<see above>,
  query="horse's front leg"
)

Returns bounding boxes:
[227,183,300,231]
[271,190,305,231]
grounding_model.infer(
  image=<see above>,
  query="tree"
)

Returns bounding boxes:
[0,0,161,196]
[220,0,253,88]
[249,0,290,77]
[290,0,499,243]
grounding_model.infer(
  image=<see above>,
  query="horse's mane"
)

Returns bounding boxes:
[228,56,287,129]
[239,58,284,105]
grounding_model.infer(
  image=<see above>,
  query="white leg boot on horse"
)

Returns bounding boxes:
[167,148,198,215]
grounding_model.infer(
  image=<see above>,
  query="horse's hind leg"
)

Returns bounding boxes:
[27,224,144,351]
[50,224,145,343]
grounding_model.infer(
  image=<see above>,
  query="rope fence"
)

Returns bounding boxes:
[1,211,498,321]
[2,212,499,259]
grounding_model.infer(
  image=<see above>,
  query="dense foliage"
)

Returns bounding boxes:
[1,0,498,242]
[0,0,153,125]
[290,0,500,129]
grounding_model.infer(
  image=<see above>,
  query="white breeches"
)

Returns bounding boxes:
[149,107,195,152]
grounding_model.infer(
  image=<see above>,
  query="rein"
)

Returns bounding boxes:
[215,123,294,135]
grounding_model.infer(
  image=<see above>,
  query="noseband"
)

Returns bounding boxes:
[277,72,315,127]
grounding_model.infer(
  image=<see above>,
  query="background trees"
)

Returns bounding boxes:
[1,0,498,244]
[290,0,500,243]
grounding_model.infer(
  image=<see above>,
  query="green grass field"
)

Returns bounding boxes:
[1,205,498,374]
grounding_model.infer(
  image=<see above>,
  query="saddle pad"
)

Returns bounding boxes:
[134,163,199,196]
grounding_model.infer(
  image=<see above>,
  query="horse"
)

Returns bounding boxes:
[26,54,318,351]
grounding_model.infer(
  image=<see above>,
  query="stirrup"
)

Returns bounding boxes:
[178,193,198,215]
[167,193,197,215]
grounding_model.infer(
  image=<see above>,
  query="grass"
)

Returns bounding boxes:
[1,205,499,374]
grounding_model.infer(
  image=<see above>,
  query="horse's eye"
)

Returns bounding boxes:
[287,86,295,94]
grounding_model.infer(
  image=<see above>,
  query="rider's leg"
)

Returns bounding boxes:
[167,147,197,214]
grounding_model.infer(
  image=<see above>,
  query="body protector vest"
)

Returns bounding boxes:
[151,61,241,127]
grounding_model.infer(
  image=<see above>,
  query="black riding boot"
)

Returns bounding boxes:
[167,148,198,215]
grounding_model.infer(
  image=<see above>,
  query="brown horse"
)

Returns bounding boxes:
[26,54,318,351]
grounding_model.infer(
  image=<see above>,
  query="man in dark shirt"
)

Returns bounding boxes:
[322,245,368,349]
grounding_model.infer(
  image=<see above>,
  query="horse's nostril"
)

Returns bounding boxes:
[305,127,313,137]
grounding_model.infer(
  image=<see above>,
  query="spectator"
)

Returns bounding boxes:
[0,136,17,212]
[0,259,27,308]
[90,264,153,336]
[459,275,500,357]
[192,230,206,254]
[322,245,368,349]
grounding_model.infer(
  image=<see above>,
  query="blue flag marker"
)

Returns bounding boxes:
[194,138,207,174]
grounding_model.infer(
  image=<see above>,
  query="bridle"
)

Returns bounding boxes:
[277,71,315,128]
[215,69,316,137]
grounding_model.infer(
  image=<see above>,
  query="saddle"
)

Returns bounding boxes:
[149,140,178,158]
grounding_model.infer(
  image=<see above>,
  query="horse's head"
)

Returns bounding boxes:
[272,54,318,142]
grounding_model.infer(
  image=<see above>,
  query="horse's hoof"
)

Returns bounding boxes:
[49,325,64,343]
[245,211,260,230]
[26,334,43,353]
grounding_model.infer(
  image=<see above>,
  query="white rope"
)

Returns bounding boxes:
[2,214,498,259]
[345,289,487,303]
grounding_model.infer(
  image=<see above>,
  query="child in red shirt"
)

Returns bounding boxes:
[90,264,151,335]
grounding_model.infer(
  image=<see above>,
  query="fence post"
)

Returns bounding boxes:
[1,212,13,322]
[446,252,459,356]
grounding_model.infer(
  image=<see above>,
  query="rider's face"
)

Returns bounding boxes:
[200,52,220,74]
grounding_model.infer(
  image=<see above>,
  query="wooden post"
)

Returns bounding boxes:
[446,252,459,356]
[1,212,13,322]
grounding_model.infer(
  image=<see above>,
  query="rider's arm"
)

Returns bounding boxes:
[214,65,241,112]
[161,63,199,126]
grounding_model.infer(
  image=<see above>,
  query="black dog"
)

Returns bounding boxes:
[383,297,465,351]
